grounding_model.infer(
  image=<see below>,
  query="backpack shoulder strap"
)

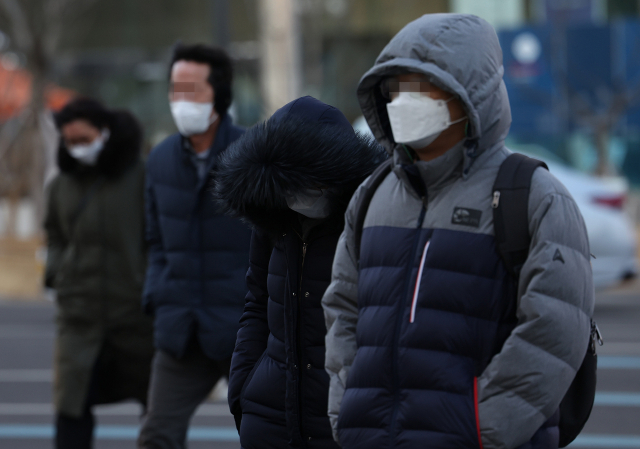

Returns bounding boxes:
[492,153,548,278]
[353,158,393,266]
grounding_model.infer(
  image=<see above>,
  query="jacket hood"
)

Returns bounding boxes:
[357,13,511,166]
[214,96,387,235]
[57,110,143,177]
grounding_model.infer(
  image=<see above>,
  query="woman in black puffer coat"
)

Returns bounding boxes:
[214,96,386,449]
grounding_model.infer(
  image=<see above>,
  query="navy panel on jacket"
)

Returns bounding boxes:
[143,115,252,360]
[337,223,560,449]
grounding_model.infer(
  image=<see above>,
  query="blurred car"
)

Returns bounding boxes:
[353,116,639,289]
[509,143,638,290]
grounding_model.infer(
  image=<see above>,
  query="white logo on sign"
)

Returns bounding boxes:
[512,32,541,65]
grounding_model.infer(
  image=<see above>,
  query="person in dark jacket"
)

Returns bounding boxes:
[44,98,153,449]
[214,96,387,449]
[137,44,251,448]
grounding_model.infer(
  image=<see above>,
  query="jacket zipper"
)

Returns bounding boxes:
[199,206,205,305]
[99,182,107,330]
[299,242,308,288]
[297,241,308,363]
[389,197,427,444]
[491,191,500,209]
[297,240,308,443]
[409,240,430,323]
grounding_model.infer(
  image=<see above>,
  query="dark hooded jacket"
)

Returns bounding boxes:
[143,113,251,361]
[214,97,387,449]
[44,110,154,417]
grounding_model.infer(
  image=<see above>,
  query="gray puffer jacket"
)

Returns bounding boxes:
[322,13,594,449]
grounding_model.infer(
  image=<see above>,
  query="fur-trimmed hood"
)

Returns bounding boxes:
[57,110,143,178]
[214,96,387,235]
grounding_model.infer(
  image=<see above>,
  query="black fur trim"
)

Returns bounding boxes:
[213,116,388,235]
[57,110,143,178]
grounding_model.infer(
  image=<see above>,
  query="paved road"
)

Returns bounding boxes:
[575,281,640,448]
[0,282,639,448]
[0,298,239,449]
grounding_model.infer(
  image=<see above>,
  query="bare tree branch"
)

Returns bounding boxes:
[0,0,33,52]
[0,112,30,163]
[0,0,100,231]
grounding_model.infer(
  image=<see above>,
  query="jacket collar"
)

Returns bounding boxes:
[392,138,505,200]
[392,139,465,197]
[181,114,233,192]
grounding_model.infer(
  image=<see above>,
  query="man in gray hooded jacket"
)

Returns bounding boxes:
[322,13,594,449]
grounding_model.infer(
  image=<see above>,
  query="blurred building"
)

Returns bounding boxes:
[2,0,640,186]
[39,0,451,142]
[495,0,640,183]
[1,0,636,151]
[2,0,640,297]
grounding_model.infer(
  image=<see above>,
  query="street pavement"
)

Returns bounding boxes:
[0,281,639,449]
[0,298,240,449]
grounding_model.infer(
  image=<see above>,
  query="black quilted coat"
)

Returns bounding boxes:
[214,96,386,449]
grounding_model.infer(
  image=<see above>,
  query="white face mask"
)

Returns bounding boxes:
[170,101,218,136]
[286,189,332,219]
[386,91,466,149]
[68,129,110,166]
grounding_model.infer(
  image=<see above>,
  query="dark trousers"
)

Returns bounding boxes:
[55,410,95,449]
[55,360,99,449]
[137,338,230,449]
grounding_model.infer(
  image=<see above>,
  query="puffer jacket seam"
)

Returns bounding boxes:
[357,307,514,325]
[400,263,510,281]
[508,331,584,369]
[533,238,592,263]
[522,290,593,310]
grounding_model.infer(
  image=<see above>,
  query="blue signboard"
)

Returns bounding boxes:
[499,20,640,140]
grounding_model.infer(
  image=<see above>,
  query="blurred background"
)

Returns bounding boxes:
[2,0,640,297]
[1,1,640,448]
[0,2,639,287]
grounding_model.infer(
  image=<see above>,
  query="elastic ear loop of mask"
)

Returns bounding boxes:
[443,96,468,129]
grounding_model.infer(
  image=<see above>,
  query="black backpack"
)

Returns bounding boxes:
[352,153,600,448]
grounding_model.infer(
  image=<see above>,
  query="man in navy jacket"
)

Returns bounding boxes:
[138,43,251,449]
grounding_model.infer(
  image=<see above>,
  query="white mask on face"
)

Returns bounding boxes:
[170,101,218,136]
[68,129,110,166]
[386,91,466,149]
[286,189,332,219]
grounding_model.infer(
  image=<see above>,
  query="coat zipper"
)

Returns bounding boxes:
[297,241,308,364]
[99,182,108,329]
[297,240,308,443]
[299,242,308,289]
[491,191,500,209]
[199,205,205,305]
[389,197,427,444]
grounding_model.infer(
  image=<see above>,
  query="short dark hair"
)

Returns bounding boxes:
[54,97,113,130]
[169,43,233,117]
